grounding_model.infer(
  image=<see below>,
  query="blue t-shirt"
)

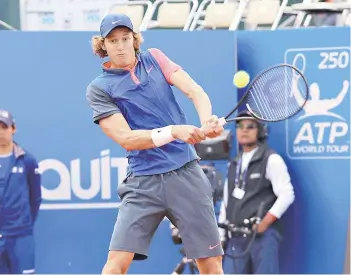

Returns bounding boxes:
[86,48,199,176]
[0,152,14,180]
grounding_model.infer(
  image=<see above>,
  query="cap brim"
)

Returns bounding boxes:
[103,24,133,38]
[235,116,256,120]
[0,117,12,126]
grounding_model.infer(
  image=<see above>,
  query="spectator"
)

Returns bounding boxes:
[0,110,42,274]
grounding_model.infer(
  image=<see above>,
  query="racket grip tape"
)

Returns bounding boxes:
[200,116,227,134]
[218,117,227,126]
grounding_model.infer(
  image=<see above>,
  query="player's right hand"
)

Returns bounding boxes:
[171,125,206,144]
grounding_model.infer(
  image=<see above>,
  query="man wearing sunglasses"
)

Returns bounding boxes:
[218,111,295,274]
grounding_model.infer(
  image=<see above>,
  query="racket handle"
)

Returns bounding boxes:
[218,117,227,126]
[200,116,227,135]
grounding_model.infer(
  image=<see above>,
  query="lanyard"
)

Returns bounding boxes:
[234,157,249,189]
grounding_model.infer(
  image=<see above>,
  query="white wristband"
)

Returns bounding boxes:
[151,125,175,147]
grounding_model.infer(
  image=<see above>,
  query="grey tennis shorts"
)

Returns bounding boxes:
[109,160,224,260]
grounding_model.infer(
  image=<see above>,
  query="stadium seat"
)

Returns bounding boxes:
[189,0,238,30]
[341,5,351,26]
[247,0,285,29]
[107,1,153,32]
[20,0,350,31]
[276,5,301,29]
[346,12,351,25]
[142,0,199,30]
[229,0,288,30]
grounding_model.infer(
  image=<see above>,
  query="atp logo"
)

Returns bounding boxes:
[285,47,350,159]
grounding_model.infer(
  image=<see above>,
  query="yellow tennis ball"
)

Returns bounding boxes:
[233,71,250,88]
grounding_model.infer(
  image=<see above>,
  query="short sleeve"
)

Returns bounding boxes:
[86,84,121,124]
[149,48,181,85]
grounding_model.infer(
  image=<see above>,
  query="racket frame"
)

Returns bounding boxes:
[222,63,309,124]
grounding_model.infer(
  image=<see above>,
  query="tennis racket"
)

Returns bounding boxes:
[217,63,309,126]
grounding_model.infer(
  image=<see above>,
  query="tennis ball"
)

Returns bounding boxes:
[233,71,250,88]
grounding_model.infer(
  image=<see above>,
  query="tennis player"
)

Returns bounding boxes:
[86,14,224,274]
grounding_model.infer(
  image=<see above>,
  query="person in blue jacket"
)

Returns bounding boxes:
[0,110,42,274]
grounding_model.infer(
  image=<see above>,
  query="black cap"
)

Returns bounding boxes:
[235,111,257,122]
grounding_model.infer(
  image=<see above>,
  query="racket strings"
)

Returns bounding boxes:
[245,66,308,121]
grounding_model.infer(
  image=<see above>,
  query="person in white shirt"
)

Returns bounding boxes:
[218,111,295,274]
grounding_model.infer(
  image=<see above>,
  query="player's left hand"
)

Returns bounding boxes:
[201,115,224,138]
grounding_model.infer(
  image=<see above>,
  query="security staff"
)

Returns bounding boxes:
[0,110,42,274]
[218,111,295,274]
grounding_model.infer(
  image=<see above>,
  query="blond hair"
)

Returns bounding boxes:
[91,32,144,58]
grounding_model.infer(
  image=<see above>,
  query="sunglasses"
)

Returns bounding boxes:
[236,123,258,130]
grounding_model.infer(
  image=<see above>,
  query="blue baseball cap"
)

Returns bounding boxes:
[100,14,134,38]
[0,110,15,126]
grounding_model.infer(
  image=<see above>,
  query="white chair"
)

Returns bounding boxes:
[276,4,301,29]
[143,0,199,30]
[340,3,351,26]
[106,1,153,32]
[345,11,351,25]
[229,0,288,30]
[247,0,284,29]
[189,0,239,30]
